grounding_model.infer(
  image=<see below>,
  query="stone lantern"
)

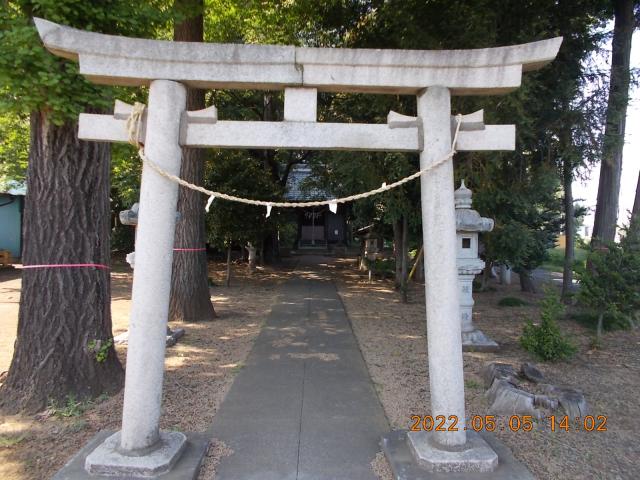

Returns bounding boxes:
[455,181,498,351]
[117,202,184,347]
[119,203,180,269]
[119,203,139,268]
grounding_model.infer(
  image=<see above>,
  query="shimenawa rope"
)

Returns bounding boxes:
[126,102,462,210]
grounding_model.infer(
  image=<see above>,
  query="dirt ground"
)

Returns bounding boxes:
[1,256,639,480]
[327,258,640,480]
[0,260,284,480]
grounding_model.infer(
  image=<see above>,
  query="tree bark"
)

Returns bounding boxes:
[592,0,635,244]
[400,215,409,303]
[259,238,265,266]
[481,259,493,290]
[596,311,604,343]
[519,269,537,293]
[225,244,232,287]
[633,171,640,220]
[409,245,423,281]
[562,156,575,301]
[628,171,640,242]
[168,0,216,322]
[0,111,123,413]
[393,218,402,289]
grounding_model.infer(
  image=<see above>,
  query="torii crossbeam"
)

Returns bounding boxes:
[35,18,561,479]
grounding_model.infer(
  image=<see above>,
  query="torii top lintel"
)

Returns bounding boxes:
[34,18,561,96]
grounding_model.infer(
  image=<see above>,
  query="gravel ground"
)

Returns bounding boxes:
[2,256,638,480]
[329,258,640,480]
[0,260,283,480]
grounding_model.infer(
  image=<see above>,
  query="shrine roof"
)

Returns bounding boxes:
[284,165,328,202]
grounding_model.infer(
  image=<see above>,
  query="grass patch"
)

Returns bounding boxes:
[230,362,245,374]
[498,296,529,307]
[94,393,110,403]
[542,246,588,273]
[0,433,28,447]
[48,394,92,418]
[464,379,482,389]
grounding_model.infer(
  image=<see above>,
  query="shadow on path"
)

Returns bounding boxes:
[209,271,389,480]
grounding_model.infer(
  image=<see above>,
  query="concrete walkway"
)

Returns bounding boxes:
[209,278,389,480]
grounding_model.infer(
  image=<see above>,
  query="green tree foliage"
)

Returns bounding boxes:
[204,151,282,250]
[0,0,616,276]
[297,1,611,293]
[472,164,564,291]
[0,109,29,189]
[0,1,174,204]
[0,1,176,411]
[0,1,172,123]
[575,228,640,341]
[520,288,577,361]
[203,0,370,46]
[198,1,355,256]
[592,0,637,244]
[450,0,609,291]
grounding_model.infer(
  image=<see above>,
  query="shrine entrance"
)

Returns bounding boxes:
[34,17,561,479]
[300,208,326,247]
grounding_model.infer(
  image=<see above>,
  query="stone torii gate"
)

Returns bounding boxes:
[35,18,561,478]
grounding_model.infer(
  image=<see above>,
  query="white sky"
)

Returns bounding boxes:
[573,30,639,234]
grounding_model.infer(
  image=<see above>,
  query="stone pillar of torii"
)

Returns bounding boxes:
[35,18,560,477]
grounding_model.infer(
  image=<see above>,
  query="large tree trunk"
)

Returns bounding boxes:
[592,0,635,244]
[562,156,575,302]
[0,111,123,413]
[633,171,640,220]
[628,171,640,242]
[168,0,216,322]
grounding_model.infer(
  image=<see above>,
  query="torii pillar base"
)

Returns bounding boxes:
[53,431,209,480]
[407,430,497,473]
[381,430,535,479]
[84,431,186,477]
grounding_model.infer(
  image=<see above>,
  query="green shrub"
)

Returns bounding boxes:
[498,296,529,307]
[520,288,576,361]
[363,257,395,274]
[575,235,640,340]
[48,394,86,418]
[570,311,630,333]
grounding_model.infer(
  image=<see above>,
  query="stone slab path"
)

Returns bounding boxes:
[209,278,389,480]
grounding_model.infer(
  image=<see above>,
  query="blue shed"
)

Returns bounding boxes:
[0,187,25,259]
